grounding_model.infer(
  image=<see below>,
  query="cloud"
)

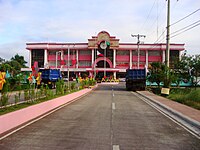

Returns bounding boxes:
[0,0,199,62]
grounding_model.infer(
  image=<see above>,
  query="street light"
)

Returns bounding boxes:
[131,34,146,69]
[56,51,61,69]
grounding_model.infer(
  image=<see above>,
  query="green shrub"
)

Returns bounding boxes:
[71,82,76,90]
[24,89,29,100]
[0,93,9,106]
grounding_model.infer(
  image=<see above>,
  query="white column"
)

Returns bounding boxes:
[146,50,148,67]
[60,50,64,69]
[114,72,116,79]
[92,49,94,66]
[29,50,32,68]
[61,50,64,60]
[130,50,132,69]
[113,49,116,80]
[44,49,48,68]
[162,50,165,63]
[113,49,116,68]
[76,49,79,68]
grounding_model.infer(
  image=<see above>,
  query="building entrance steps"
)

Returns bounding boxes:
[136,90,200,137]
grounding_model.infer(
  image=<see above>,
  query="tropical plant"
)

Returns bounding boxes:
[147,62,166,87]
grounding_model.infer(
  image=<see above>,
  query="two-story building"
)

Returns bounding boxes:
[25,31,184,79]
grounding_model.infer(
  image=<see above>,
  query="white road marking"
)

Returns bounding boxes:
[113,145,120,150]
[112,103,116,110]
[112,88,115,97]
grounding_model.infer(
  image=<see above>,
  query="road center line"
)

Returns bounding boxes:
[113,145,120,150]
[112,88,115,97]
[112,103,116,110]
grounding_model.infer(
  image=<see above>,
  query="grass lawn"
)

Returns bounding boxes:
[167,88,200,110]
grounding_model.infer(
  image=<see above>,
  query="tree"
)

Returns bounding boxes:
[147,62,166,87]
[148,62,177,88]
[0,57,5,64]
[0,54,28,91]
[190,55,200,88]
[11,54,27,68]
[173,54,191,87]
[173,53,200,88]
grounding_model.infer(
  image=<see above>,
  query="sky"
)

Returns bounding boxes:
[0,0,200,62]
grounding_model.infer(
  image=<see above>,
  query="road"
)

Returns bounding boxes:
[0,83,200,150]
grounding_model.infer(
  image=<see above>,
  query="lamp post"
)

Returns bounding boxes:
[56,51,61,69]
[131,34,146,69]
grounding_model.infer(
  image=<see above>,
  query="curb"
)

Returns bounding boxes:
[136,91,200,138]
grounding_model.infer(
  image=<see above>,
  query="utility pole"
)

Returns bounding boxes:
[131,34,146,69]
[166,0,170,68]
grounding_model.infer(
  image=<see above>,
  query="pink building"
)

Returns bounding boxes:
[25,31,184,78]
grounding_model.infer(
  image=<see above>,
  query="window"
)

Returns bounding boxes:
[79,61,91,66]
[31,49,44,68]
[64,50,77,55]
[116,50,129,55]
[49,51,56,55]
[79,50,91,55]
[148,50,161,56]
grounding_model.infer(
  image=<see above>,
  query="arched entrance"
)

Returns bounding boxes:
[92,57,113,78]
[92,57,113,68]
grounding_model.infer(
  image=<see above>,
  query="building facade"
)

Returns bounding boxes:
[25,31,184,79]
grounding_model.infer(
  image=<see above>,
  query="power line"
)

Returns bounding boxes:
[139,0,157,33]
[170,22,200,39]
[170,8,200,26]
[171,20,200,35]
[145,1,166,41]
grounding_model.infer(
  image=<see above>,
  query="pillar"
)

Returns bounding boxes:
[113,49,116,68]
[113,49,116,79]
[92,49,94,67]
[76,49,79,68]
[44,49,48,68]
[162,50,165,63]
[130,50,132,69]
[29,50,32,68]
[60,50,64,69]
[146,50,148,67]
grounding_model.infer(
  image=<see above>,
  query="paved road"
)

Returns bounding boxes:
[0,83,200,150]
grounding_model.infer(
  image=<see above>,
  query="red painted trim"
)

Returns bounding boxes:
[78,55,91,61]
[116,55,130,62]
[92,57,113,68]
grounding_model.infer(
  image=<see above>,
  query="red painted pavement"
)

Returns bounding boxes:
[0,88,92,136]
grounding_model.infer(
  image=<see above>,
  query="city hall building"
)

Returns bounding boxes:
[25,31,184,79]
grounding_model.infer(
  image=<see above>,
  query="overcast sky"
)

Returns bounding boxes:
[0,0,200,62]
